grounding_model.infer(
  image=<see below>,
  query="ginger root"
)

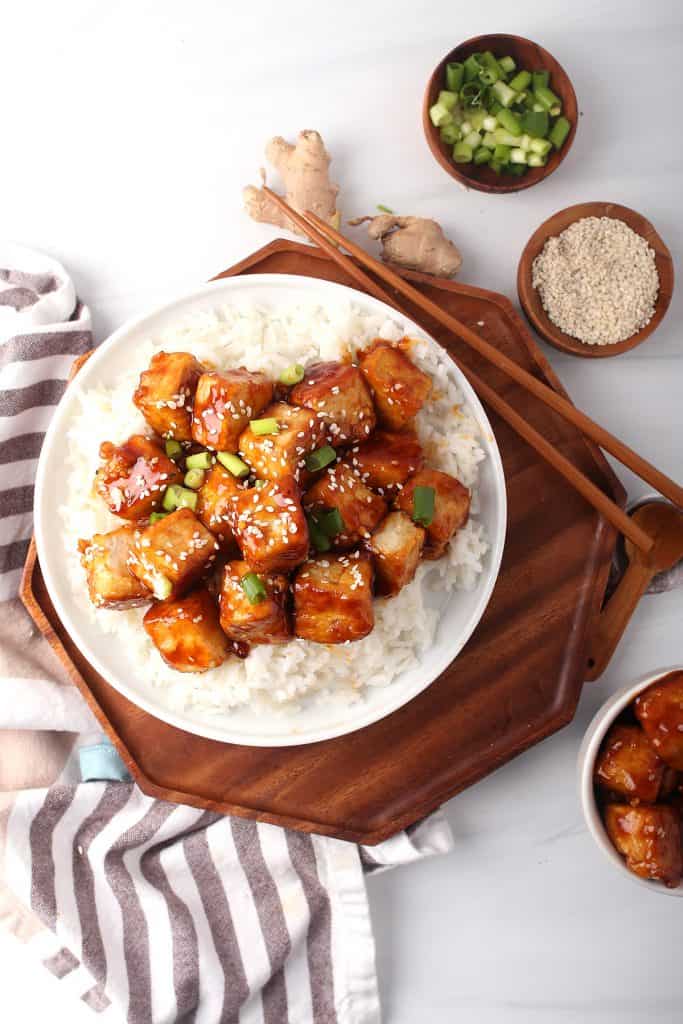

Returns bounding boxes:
[350,214,462,278]
[243,130,340,235]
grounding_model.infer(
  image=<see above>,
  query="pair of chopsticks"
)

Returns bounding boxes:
[263,187,683,555]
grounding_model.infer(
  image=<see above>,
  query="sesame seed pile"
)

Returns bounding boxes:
[531,216,659,346]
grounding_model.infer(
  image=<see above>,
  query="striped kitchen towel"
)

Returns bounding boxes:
[0,246,454,1022]
[0,242,92,601]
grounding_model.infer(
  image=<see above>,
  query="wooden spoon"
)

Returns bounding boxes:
[587,501,683,679]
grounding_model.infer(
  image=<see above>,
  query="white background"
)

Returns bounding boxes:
[1,1,682,1021]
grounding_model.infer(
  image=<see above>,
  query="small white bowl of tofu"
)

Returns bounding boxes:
[578,666,683,895]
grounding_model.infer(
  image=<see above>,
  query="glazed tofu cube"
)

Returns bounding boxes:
[358,340,431,429]
[133,351,204,442]
[129,508,219,600]
[191,369,273,452]
[290,360,376,444]
[195,463,245,550]
[368,511,425,597]
[344,430,424,495]
[303,464,387,549]
[231,476,309,574]
[143,589,229,673]
[95,434,183,520]
[604,803,683,887]
[219,561,291,645]
[594,723,666,803]
[293,552,374,644]
[78,525,150,609]
[396,469,470,559]
[635,671,683,770]
[238,402,326,482]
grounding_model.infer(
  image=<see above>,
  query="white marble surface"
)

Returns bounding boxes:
[2,0,682,1020]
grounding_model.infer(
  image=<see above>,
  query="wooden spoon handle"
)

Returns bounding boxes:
[586,560,654,680]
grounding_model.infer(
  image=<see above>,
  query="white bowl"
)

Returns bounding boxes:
[577,665,683,896]
[34,274,507,746]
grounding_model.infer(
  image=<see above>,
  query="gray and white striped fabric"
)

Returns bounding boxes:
[0,247,454,1023]
[0,243,91,600]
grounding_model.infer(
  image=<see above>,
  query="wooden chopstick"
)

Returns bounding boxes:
[301,204,683,513]
[261,187,654,554]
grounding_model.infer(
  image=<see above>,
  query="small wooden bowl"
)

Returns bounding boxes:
[423,34,578,195]
[517,202,674,358]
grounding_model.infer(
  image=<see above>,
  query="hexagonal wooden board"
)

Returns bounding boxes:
[21,239,624,844]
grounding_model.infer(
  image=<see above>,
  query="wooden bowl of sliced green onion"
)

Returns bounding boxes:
[423,34,578,193]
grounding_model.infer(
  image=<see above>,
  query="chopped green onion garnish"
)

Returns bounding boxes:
[305,445,336,472]
[429,101,453,127]
[217,451,250,477]
[440,123,460,146]
[549,103,562,117]
[438,90,458,111]
[376,203,394,214]
[184,468,205,490]
[445,61,464,92]
[463,53,483,81]
[185,451,212,470]
[162,484,198,512]
[165,439,182,460]
[529,137,552,157]
[499,55,516,75]
[317,507,344,538]
[507,163,527,177]
[249,417,279,436]
[527,152,547,168]
[496,108,522,136]
[549,116,570,150]
[482,131,497,149]
[241,572,267,605]
[462,129,481,148]
[494,127,521,147]
[278,363,305,386]
[533,84,560,112]
[452,141,473,164]
[473,146,492,165]
[460,81,484,106]
[482,114,498,132]
[493,143,511,163]
[520,110,549,138]
[532,70,549,91]
[306,513,331,552]
[510,148,528,164]
[491,80,516,108]
[508,69,531,93]
[149,511,168,524]
[412,486,435,527]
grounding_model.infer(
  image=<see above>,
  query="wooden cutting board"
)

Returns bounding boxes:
[21,239,625,844]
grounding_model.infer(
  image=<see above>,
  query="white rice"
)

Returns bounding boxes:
[60,299,489,716]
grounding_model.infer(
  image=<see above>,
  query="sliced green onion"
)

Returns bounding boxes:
[510,147,528,164]
[496,108,522,136]
[508,69,531,93]
[480,51,503,76]
[241,572,267,605]
[498,55,516,75]
[473,146,492,165]
[412,486,435,527]
[376,203,394,214]
[482,131,497,149]
[478,67,499,86]
[549,103,562,117]
[184,468,205,490]
[532,70,549,92]
[440,123,460,145]
[463,129,481,148]
[493,127,521,147]
[529,137,552,157]
[489,99,503,116]
[460,81,484,106]
[438,89,458,111]
[466,107,487,130]
[491,80,516,108]
[305,445,337,472]
[306,513,331,552]
[185,451,213,470]
[249,417,279,436]
[489,159,504,175]
[445,61,464,92]
[460,120,472,135]
[452,142,473,164]
[532,102,546,113]
[162,484,198,512]
[527,152,547,168]
[463,53,483,81]
[518,133,532,152]
[217,451,250,477]
[165,439,182,460]
[493,143,511,163]
[520,110,549,138]
[429,101,453,127]
[482,115,498,132]
[278,363,305,386]
[533,84,560,111]
[549,116,570,149]
[149,511,168,524]
[507,163,527,177]
[317,507,344,538]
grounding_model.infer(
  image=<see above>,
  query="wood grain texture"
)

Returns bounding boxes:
[21,239,625,844]
[517,201,675,357]
[423,34,578,195]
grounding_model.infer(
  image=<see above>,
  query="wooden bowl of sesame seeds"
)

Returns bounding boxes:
[517,202,674,357]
